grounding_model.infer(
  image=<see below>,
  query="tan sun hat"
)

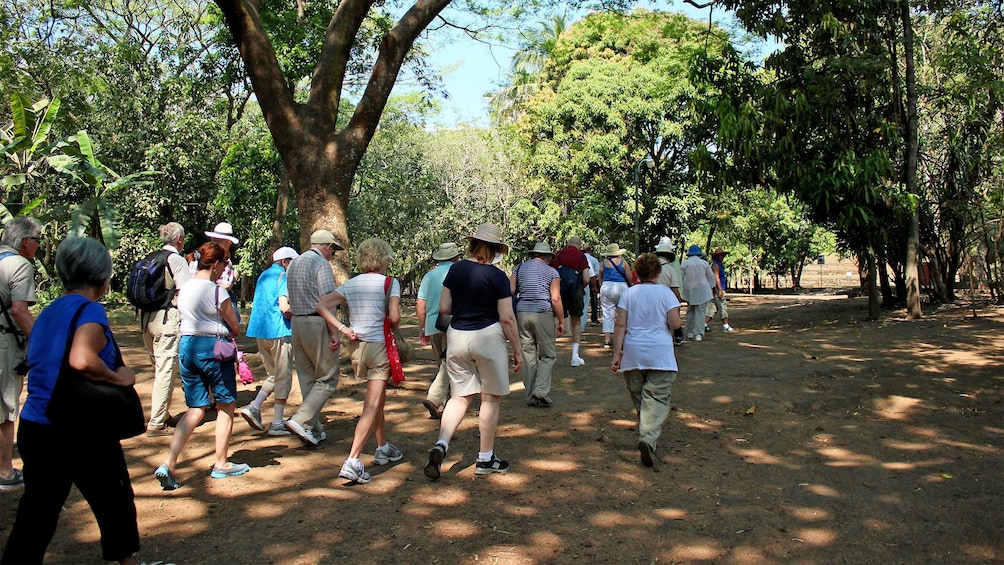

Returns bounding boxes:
[466,223,508,254]
[310,229,344,250]
[654,244,675,256]
[432,242,461,261]
[205,222,239,244]
[711,247,729,257]
[602,243,626,257]
[272,246,299,262]
[528,242,554,258]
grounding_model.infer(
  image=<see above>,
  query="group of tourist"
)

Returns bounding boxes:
[0,213,737,563]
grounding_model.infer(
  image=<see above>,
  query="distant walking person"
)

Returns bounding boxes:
[610,253,682,468]
[705,247,735,332]
[598,243,632,350]
[679,245,716,342]
[582,244,600,330]
[654,242,685,346]
[240,246,300,436]
[0,217,40,491]
[551,236,591,366]
[140,222,191,437]
[424,223,521,480]
[417,242,462,419]
[511,242,564,407]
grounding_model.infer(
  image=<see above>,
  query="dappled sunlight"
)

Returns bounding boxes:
[654,507,689,520]
[427,518,481,539]
[937,439,999,453]
[801,484,841,497]
[817,447,879,467]
[872,395,924,420]
[786,506,831,522]
[792,527,838,546]
[502,505,540,518]
[736,342,768,349]
[711,395,733,404]
[669,543,726,561]
[522,458,582,472]
[608,418,637,428]
[732,447,800,467]
[881,438,935,451]
[589,511,656,528]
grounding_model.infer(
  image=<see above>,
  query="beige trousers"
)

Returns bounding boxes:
[289,316,339,432]
[142,308,179,430]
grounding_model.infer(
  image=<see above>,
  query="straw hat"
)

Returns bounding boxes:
[466,223,508,254]
[205,222,239,244]
[602,243,626,257]
[711,247,729,257]
[686,244,703,256]
[654,244,675,257]
[432,242,462,261]
[528,242,554,258]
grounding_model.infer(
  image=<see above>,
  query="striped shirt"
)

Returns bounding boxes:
[336,273,400,342]
[287,248,336,316]
[514,259,559,313]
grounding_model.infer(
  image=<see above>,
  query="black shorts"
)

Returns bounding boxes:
[562,287,585,317]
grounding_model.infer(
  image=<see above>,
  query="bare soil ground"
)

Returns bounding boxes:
[1,291,1002,564]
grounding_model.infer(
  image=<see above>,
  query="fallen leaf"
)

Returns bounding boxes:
[745,406,757,415]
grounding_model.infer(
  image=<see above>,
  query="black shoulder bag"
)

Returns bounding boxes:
[46,301,146,440]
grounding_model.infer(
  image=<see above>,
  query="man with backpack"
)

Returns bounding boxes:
[551,236,592,367]
[0,216,40,490]
[133,222,190,436]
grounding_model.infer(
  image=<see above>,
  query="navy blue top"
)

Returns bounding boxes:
[21,294,117,425]
[443,259,512,331]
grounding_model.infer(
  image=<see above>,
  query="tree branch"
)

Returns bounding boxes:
[214,0,299,141]
[306,0,377,120]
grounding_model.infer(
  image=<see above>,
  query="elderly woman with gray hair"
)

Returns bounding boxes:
[2,237,156,565]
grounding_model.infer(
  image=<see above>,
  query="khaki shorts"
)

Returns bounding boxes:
[445,323,511,397]
[0,334,25,424]
[350,340,390,381]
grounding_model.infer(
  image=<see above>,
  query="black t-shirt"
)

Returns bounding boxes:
[443,259,512,331]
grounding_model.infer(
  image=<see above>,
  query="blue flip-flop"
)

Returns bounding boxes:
[210,463,250,479]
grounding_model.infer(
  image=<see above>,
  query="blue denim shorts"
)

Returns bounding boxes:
[178,335,237,407]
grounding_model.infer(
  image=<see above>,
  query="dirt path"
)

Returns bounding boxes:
[1,292,1001,564]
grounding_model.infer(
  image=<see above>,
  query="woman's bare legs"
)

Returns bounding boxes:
[214,402,236,469]
[348,380,388,459]
[163,407,206,471]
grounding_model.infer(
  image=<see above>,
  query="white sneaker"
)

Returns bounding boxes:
[571,356,585,367]
[723,324,735,332]
[694,334,703,342]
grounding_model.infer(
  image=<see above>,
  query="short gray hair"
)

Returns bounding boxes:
[56,237,113,291]
[159,222,184,245]
[0,216,41,248]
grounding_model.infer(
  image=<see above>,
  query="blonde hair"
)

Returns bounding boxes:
[356,238,393,272]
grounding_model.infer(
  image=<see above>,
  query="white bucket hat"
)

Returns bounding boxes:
[205,222,239,244]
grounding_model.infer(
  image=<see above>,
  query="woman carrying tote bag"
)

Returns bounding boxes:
[154,242,248,490]
[2,237,160,565]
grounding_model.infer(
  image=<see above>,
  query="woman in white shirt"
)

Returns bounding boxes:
[154,242,247,490]
[610,253,682,468]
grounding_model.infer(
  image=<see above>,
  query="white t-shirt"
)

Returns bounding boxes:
[336,273,400,343]
[617,283,680,372]
[178,278,231,336]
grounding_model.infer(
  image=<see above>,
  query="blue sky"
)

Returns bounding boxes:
[415,2,766,127]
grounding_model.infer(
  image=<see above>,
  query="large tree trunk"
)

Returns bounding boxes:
[901,0,922,319]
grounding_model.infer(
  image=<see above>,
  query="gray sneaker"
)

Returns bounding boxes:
[338,459,371,483]
[285,419,319,446]
[373,443,404,465]
[267,421,291,436]
[0,469,24,490]
[239,405,264,431]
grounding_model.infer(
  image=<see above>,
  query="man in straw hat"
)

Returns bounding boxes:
[417,242,462,419]
[284,230,351,446]
[654,239,685,346]
[551,236,592,367]
[511,242,565,406]
[679,244,716,342]
[705,247,735,332]
[239,246,300,436]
